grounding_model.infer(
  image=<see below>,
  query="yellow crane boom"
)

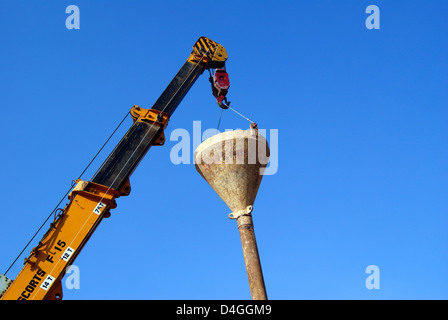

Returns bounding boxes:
[0,37,228,300]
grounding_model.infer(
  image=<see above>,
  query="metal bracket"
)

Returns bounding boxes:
[130,105,170,146]
[228,205,253,220]
[130,105,170,125]
[0,274,13,299]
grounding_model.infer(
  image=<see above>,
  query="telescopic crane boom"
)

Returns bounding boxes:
[0,37,229,300]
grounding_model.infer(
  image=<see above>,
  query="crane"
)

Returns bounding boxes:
[0,37,230,300]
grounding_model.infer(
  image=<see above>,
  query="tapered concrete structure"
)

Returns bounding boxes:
[194,124,269,300]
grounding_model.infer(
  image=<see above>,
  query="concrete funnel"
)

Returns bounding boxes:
[194,124,270,300]
[194,125,270,213]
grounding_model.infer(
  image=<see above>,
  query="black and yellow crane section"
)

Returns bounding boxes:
[189,36,227,67]
[130,105,170,146]
[0,36,230,300]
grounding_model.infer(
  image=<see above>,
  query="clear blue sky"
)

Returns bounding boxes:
[0,0,447,300]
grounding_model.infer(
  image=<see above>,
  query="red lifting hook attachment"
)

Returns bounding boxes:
[210,68,230,109]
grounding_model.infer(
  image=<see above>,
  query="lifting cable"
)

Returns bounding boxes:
[3,111,130,276]
[227,105,256,124]
[216,108,224,133]
[215,105,256,134]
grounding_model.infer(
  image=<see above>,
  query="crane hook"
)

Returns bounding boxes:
[217,96,230,109]
[210,68,230,110]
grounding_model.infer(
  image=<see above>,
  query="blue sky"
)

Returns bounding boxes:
[0,1,447,300]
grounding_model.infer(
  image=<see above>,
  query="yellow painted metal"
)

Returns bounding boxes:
[187,36,228,65]
[130,105,170,146]
[1,36,227,300]
[1,180,124,300]
[130,105,170,127]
